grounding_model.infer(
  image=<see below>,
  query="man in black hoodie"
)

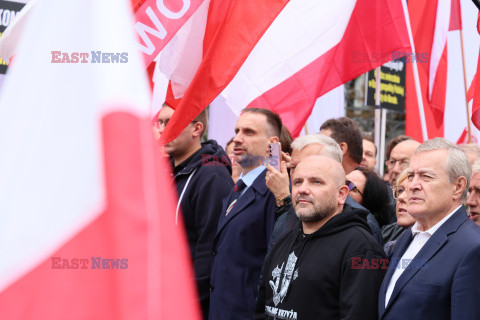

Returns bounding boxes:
[156,104,233,319]
[255,155,386,320]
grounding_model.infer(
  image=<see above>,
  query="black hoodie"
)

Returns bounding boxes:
[171,140,234,319]
[255,204,386,320]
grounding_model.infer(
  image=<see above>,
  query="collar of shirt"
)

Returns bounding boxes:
[411,205,462,237]
[238,165,266,192]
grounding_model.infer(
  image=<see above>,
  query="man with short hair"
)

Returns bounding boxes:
[383,135,412,183]
[155,104,233,319]
[209,108,281,320]
[386,139,420,187]
[360,134,377,171]
[319,117,363,174]
[378,138,480,319]
[255,156,386,320]
[266,134,383,247]
[466,160,480,227]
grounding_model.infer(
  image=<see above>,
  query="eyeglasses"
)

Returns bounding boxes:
[153,118,198,129]
[385,158,410,169]
[346,180,363,196]
[154,118,170,129]
[392,185,405,199]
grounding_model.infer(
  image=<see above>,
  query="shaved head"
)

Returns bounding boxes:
[292,155,348,233]
[295,155,346,187]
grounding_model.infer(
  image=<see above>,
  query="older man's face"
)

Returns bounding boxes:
[407,150,459,223]
[466,172,480,227]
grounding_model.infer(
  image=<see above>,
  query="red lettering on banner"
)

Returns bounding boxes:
[134,0,205,67]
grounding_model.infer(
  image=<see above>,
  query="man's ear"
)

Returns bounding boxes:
[339,142,348,155]
[452,176,468,201]
[268,136,279,144]
[192,122,204,138]
[338,185,349,206]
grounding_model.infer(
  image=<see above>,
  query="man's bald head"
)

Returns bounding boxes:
[292,155,349,232]
[294,155,346,188]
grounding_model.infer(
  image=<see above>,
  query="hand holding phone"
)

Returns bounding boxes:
[268,142,282,171]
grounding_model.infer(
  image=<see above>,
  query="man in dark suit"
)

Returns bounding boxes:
[378,137,480,320]
[209,108,282,320]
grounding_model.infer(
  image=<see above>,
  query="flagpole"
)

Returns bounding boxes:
[304,122,310,135]
[374,67,384,177]
[402,0,429,141]
[460,29,473,143]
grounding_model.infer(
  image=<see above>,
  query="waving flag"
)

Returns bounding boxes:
[0,0,201,319]
[405,0,460,141]
[160,0,290,143]
[161,0,411,142]
[219,0,411,137]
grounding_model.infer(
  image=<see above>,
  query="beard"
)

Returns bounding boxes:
[294,196,337,223]
[236,153,267,168]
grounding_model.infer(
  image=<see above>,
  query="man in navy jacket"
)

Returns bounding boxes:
[378,138,480,320]
[209,108,281,320]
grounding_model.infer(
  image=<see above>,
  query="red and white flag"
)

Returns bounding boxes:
[218,0,411,137]
[134,0,208,67]
[160,0,411,141]
[471,12,480,132]
[0,0,201,319]
[160,0,290,143]
[405,0,461,141]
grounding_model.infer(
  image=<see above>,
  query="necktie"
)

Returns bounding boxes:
[225,179,246,216]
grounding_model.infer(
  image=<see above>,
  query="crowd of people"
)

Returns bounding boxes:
[154,104,480,319]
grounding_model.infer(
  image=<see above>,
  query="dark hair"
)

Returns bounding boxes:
[385,135,411,161]
[194,108,209,139]
[361,132,377,156]
[225,137,235,150]
[320,117,363,164]
[357,167,391,227]
[280,125,293,155]
[242,108,282,138]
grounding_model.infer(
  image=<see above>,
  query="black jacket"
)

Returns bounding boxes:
[255,204,386,320]
[270,196,383,250]
[171,140,233,319]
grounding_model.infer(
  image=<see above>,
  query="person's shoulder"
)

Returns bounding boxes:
[455,219,480,245]
[339,224,385,255]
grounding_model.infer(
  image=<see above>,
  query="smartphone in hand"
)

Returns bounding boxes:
[268,142,282,171]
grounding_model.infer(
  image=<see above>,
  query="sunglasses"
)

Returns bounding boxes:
[346,180,363,196]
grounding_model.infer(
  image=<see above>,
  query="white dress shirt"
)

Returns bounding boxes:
[384,205,461,307]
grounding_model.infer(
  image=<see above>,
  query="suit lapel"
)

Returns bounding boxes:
[382,207,469,317]
[216,187,255,235]
[216,169,268,236]
[379,229,413,317]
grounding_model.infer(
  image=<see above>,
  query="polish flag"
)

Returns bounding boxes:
[160,0,290,143]
[218,0,411,137]
[470,12,480,132]
[161,0,411,142]
[0,0,201,319]
[405,0,460,141]
[134,0,208,67]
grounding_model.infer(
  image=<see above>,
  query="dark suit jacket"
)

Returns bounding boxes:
[209,168,276,320]
[378,206,480,320]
